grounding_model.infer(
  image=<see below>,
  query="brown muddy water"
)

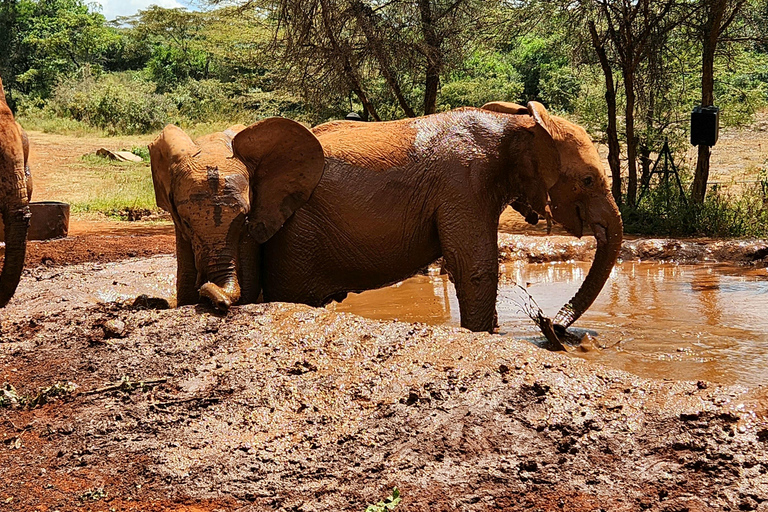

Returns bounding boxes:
[335,261,768,387]
[9,255,768,387]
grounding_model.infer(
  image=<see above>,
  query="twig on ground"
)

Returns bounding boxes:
[83,376,169,396]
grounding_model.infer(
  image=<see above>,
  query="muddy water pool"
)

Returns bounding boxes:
[335,261,768,386]
[9,255,768,386]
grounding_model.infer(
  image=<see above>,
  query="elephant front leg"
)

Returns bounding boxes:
[439,228,499,333]
[175,228,198,306]
[237,230,261,304]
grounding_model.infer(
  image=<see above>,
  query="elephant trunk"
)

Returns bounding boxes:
[0,185,31,308]
[199,257,241,312]
[553,200,622,329]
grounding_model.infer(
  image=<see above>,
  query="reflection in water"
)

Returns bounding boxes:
[336,261,768,387]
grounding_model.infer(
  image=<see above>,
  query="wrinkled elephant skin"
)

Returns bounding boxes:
[0,76,31,307]
[148,119,324,310]
[262,103,622,333]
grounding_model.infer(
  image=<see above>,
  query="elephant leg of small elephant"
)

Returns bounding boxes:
[237,231,261,304]
[439,220,499,333]
[175,228,198,306]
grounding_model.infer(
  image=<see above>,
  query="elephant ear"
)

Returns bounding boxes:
[233,117,324,244]
[526,101,561,190]
[148,124,198,212]
[481,101,529,115]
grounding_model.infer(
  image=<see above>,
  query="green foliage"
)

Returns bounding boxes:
[0,0,120,102]
[48,71,174,134]
[714,50,768,127]
[439,51,524,110]
[623,177,768,238]
[131,145,150,161]
[365,488,401,512]
[507,34,580,112]
[146,45,210,93]
[1,381,77,408]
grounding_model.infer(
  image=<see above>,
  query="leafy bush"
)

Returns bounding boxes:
[48,72,176,134]
[168,79,240,123]
[439,51,524,110]
[622,177,768,238]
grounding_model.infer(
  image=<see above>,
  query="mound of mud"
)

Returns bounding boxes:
[2,302,767,511]
[498,234,768,265]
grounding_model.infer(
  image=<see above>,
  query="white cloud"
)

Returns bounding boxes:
[92,0,190,21]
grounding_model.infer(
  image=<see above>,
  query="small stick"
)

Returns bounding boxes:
[149,396,221,409]
[83,377,169,396]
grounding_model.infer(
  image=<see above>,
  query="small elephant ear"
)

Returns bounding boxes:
[526,101,561,189]
[223,124,247,140]
[527,101,556,138]
[148,124,198,212]
[481,101,529,115]
[233,117,324,244]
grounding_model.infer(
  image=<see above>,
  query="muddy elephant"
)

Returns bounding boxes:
[148,119,324,310]
[260,102,623,333]
[0,76,32,307]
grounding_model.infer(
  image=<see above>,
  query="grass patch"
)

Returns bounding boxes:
[64,156,158,216]
[17,113,106,137]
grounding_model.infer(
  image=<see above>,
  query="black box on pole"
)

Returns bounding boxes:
[690,105,719,147]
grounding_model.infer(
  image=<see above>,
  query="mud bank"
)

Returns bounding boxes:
[2,302,768,511]
[498,233,768,264]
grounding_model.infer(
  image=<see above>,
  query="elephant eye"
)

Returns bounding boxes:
[583,176,594,187]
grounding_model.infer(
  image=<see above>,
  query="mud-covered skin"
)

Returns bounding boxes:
[263,103,622,333]
[148,119,324,310]
[1,301,766,511]
[0,76,31,307]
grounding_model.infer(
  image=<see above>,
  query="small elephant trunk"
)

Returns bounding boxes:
[199,259,241,312]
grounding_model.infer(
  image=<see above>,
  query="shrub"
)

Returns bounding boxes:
[623,176,768,238]
[438,51,524,110]
[48,72,176,134]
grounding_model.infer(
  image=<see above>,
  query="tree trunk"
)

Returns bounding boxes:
[589,22,622,206]
[624,67,638,206]
[691,2,725,203]
[418,0,440,115]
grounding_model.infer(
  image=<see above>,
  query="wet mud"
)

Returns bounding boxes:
[2,301,768,511]
[2,229,768,510]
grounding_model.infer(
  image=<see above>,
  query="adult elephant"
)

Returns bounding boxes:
[148,119,324,310]
[260,102,623,334]
[0,76,32,307]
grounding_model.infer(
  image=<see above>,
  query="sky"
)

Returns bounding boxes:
[92,0,191,20]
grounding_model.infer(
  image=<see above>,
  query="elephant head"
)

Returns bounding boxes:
[0,76,31,307]
[149,118,324,311]
[484,101,623,331]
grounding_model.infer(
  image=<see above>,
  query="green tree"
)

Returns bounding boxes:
[0,0,119,101]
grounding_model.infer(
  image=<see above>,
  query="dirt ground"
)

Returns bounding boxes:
[2,121,768,511]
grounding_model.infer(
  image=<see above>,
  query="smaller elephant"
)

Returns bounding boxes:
[0,76,32,307]
[149,119,325,310]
